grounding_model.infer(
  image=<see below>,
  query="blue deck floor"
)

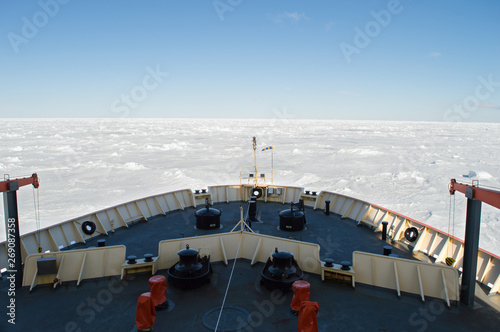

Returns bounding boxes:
[2,201,499,331]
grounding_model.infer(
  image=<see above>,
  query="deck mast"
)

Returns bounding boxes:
[449,179,500,306]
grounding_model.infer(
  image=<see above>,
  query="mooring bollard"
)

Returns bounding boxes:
[382,221,388,241]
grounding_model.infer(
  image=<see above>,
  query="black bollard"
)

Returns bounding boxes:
[381,221,388,241]
[249,200,257,220]
[325,200,330,215]
[340,261,352,271]
[383,245,392,256]
[298,199,304,211]
[127,255,137,264]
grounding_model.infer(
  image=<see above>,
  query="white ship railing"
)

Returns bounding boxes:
[0,184,499,296]
[239,166,273,185]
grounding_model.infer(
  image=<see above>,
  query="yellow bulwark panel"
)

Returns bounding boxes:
[353,251,459,306]
[23,245,126,288]
[157,231,321,274]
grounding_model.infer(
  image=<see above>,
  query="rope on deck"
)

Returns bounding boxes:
[214,231,244,331]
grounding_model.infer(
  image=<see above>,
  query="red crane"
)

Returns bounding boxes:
[449,178,500,306]
[1,173,40,288]
[449,179,500,209]
[0,173,39,192]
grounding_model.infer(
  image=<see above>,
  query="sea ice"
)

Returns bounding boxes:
[1,118,499,255]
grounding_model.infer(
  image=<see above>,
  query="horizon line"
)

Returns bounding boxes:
[0,117,499,125]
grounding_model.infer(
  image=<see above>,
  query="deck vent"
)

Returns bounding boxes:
[279,202,306,231]
[260,248,303,291]
[195,198,221,230]
[167,244,211,289]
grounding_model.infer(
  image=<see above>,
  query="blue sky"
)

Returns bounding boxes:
[1,0,499,121]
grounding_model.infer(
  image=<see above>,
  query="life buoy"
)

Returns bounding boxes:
[404,227,419,242]
[82,221,97,235]
[251,187,263,199]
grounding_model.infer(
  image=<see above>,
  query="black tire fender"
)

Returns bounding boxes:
[404,227,419,242]
[82,221,97,235]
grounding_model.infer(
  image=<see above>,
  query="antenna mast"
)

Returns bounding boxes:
[252,137,258,187]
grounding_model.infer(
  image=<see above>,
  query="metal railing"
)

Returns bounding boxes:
[239,166,273,185]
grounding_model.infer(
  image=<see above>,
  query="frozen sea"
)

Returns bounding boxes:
[1,119,500,256]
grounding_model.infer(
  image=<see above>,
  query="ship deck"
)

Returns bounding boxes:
[2,201,500,331]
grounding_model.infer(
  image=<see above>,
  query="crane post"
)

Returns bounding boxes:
[449,178,500,306]
[461,187,482,307]
[1,173,39,288]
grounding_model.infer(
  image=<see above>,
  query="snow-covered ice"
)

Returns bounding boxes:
[1,118,499,255]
